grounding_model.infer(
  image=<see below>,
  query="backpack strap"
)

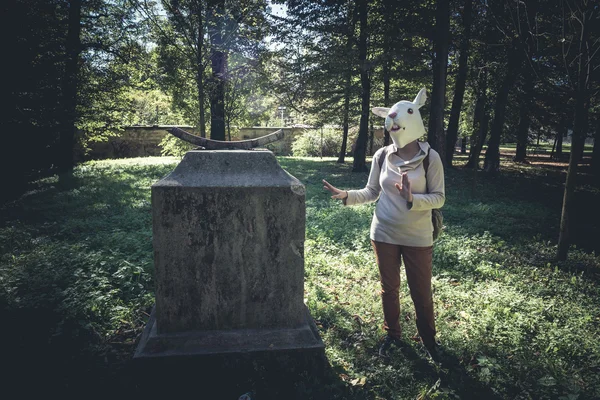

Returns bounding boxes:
[423,147,431,193]
[377,144,394,171]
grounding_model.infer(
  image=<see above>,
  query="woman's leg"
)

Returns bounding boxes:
[371,240,402,339]
[401,245,436,348]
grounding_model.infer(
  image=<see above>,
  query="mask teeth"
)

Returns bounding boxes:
[385,117,393,132]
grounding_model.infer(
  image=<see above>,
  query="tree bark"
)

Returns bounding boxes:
[550,132,558,159]
[466,77,487,169]
[196,2,206,138]
[383,62,391,146]
[208,0,226,141]
[514,75,534,162]
[58,0,82,173]
[427,0,450,166]
[592,119,600,176]
[338,4,355,163]
[557,92,588,260]
[369,121,374,156]
[574,105,588,165]
[483,38,523,174]
[352,0,370,173]
[557,7,590,261]
[557,123,565,160]
[446,0,473,166]
[338,72,351,163]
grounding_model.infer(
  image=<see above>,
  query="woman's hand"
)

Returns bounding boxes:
[322,179,348,200]
[394,173,413,202]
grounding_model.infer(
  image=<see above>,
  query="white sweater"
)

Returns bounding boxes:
[344,141,445,247]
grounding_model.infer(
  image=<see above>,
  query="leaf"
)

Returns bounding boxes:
[537,375,556,387]
[350,376,367,387]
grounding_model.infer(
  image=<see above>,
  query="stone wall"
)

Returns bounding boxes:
[236,127,304,156]
[75,125,198,161]
[76,125,300,160]
[75,125,397,160]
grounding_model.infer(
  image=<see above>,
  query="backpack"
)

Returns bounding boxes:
[377,144,444,241]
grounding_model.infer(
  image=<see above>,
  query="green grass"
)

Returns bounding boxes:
[498,142,594,154]
[1,155,599,399]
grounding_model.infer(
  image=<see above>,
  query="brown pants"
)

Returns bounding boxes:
[371,240,436,347]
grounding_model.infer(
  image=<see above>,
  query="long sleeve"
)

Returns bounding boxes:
[409,149,445,211]
[344,149,384,206]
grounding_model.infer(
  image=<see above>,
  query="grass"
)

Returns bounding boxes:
[1,154,599,399]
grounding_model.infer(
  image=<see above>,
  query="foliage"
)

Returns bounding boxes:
[291,128,344,157]
[1,155,599,397]
[158,134,195,157]
[122,88,189,126]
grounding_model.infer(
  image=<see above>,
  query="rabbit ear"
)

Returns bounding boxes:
[413,88,427,108]
[372,107,390,118]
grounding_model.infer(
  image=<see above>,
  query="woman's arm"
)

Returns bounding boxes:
[409,149,445,211]
[344,148,384,206]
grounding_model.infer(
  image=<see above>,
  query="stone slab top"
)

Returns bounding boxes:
[153,150,305,190]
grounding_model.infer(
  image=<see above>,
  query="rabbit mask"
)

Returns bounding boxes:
[371,88,427,149]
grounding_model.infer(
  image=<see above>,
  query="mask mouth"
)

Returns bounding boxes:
[390,124,402,132]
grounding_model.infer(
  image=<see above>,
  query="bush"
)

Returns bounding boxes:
[291,128,343,157]
[159,133,195,157]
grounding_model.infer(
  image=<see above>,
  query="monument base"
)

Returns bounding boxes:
[134,305,324,359]
[131,306,326,397]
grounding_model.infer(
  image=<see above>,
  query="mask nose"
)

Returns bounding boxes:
[388,112,397,119]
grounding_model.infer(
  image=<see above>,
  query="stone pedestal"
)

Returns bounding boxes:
[134,150,323,362]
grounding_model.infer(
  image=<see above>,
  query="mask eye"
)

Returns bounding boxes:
[407,108,414,114]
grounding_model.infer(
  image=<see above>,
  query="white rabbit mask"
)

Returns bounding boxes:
[371,88,427,149]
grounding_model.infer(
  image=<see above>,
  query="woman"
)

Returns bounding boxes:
[322,88,445,361]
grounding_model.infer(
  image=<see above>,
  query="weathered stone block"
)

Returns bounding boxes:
[135,150,323,361]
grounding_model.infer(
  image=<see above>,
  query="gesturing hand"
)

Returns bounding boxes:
[322,179,348,200]
[394,172,413,202]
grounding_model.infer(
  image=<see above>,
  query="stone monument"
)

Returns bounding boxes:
[134,149,323,364]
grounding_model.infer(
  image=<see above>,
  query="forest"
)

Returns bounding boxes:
[1,0,600,398]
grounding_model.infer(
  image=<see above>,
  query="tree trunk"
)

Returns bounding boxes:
[483,38,523,174]
[514,74,534,162]
[352,0,369,173]
[58,0,82,173]
[574,104,588,165]
[557,124,565,160]
[550,132,558,159]
[208,0,226,141]
[383,55,391,147]
[466,79,487,169]
[338,75,350,163]
[369,121,374,156]
[338,4,355,164]
[446,0,473,166]
[592,119,600,176]
[557,8,590,261]
[196,3,206,138]
[557,92,588,260]
[427,0,450,166]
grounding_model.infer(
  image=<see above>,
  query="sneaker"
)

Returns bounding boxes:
[423,342,445,364]
[378,335,402,358]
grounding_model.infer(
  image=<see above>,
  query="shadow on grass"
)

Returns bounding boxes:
[0,163,178,397]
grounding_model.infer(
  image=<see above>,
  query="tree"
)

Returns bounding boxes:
[352,0,371,173]
[465,68,489,169]
[143,0,268,141]
[427,0,450,166]
[557,0,599,261]
[514,74,534,163]
[446,0,473,167]
[593,118,600,177]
